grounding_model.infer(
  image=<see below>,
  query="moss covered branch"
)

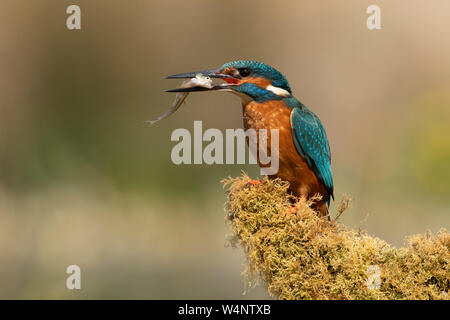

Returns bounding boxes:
[223,174,449,300]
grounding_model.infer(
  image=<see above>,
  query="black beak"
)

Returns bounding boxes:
[165,87,218,93]
[165,68,236,93]
[165,68,233,79]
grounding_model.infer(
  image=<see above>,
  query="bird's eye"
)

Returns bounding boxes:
[238,68,251,77]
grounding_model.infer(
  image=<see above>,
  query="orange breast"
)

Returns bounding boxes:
[242,100,329,215]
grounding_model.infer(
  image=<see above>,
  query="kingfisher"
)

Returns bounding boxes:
[166,60,334,217]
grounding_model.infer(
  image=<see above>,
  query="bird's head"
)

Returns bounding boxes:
[166,60,292,103]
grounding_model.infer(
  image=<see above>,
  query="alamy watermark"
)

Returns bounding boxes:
[66,4,81,30]
[64,5,381,31]
[366,265,381,290]
[170,121,280,175]
[366,5,381,30]
[66,265,81,290]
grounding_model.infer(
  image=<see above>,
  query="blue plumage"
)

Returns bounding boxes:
[221,60,292,93]
[290,103,334,204]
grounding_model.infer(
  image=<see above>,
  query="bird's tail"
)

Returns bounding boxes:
[315,202,329,218]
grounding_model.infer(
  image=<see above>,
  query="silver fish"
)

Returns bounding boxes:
[146,74,213,126]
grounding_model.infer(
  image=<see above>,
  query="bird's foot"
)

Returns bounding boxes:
[247,179,262,189]
[284,206,298,216]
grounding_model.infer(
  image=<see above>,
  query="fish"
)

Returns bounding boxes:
[146,74,213,126]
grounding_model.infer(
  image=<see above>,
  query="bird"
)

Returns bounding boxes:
[166,60,334,217]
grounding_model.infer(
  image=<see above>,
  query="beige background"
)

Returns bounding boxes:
[0,0,449,298]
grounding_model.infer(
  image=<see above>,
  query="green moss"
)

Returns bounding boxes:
[223,174,449,300]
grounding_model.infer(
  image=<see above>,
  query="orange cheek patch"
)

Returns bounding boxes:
[221,67,235,74]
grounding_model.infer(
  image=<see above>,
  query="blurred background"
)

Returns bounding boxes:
[0,0,449,299]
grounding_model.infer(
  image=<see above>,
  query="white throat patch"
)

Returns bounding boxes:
[266,85,290,97]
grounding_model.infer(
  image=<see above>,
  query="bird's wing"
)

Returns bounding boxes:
[290,106,334,199]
